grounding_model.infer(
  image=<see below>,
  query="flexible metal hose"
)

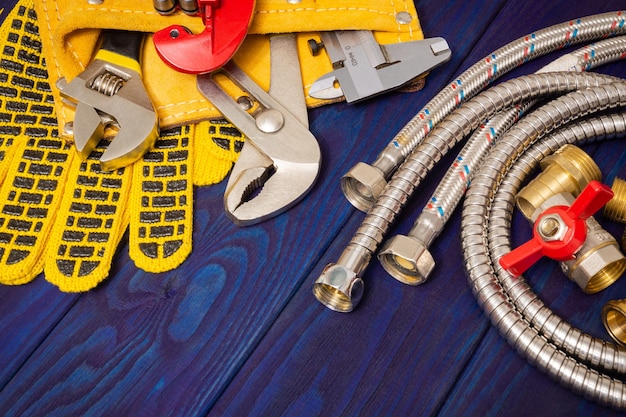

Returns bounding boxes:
[376,36,626,284]
[488,112,626,375]
[354,72,618,252]
[462,83,626,409]
[314,72,621,312]
[341,11,626,211]
[421,36,626,234]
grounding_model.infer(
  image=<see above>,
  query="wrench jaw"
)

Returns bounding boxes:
[98,113,159,172]
[224,142,321,226]
[56,59,159,172]
[72,101,105,160]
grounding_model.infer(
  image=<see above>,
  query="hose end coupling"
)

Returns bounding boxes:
[313,263,364,313]
[602,299,626,347]
[341,162,387,212]
[378,235,435,285]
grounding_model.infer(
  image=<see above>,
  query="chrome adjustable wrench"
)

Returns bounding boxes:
[197,34,321,226]
[57,30,159,171]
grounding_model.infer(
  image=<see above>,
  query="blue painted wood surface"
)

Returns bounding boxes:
[0,0,625,416]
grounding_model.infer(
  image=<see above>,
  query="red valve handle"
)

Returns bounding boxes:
[499,180,614,276]
[153,0,255,74]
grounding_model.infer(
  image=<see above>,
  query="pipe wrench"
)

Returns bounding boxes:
[197,34,321,226]
[57,30,159,171]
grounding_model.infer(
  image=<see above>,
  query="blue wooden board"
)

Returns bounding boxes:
[0,0,625,416]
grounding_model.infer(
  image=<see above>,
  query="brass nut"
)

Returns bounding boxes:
[378,234,435,285]
[569,241,626,294]
[516,144,601,219]
[341,162,386,212]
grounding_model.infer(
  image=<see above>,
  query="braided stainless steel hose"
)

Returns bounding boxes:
[462,86,626,409]
[313,72,619,312]
[378,35,626,285]
[378,104,529,284]
[341,11,626,212]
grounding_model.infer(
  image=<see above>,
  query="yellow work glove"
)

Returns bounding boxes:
[0,1,242,291]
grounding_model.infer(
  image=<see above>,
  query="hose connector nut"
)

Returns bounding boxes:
[340,162,386,212]
[378,235,435,285]
[312,263,364,313]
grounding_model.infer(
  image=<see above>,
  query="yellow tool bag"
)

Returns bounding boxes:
[0,0,424,291]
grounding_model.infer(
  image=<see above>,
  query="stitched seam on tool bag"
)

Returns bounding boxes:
[71,7,162,17]
[157,104,220,124]
[391,0,415,40]
[255,7,399,18]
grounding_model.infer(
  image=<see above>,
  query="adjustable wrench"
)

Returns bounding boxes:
[57,30,159,171]
[197,34,321,226]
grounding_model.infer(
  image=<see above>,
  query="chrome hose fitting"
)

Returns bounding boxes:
[531,193,626,293]
[378,211,441,285]
[380,105,529,285]
[516,144,602,219]
[340,163,387,213]
[341,148,404,212]
[312,246,370,312]
[602,299,626,347]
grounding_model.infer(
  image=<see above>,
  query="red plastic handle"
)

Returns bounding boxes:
[499,180,614,276]
[153,0,255,74]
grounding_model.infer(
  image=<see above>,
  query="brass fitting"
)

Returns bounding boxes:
[604,177,626,223]
[602,299,626,347]
[516,144,601,219]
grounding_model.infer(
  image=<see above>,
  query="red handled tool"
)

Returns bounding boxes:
[153,0,255,74]
[499,180,614,276]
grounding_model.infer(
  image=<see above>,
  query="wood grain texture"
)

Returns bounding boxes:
[0,0,625,416]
